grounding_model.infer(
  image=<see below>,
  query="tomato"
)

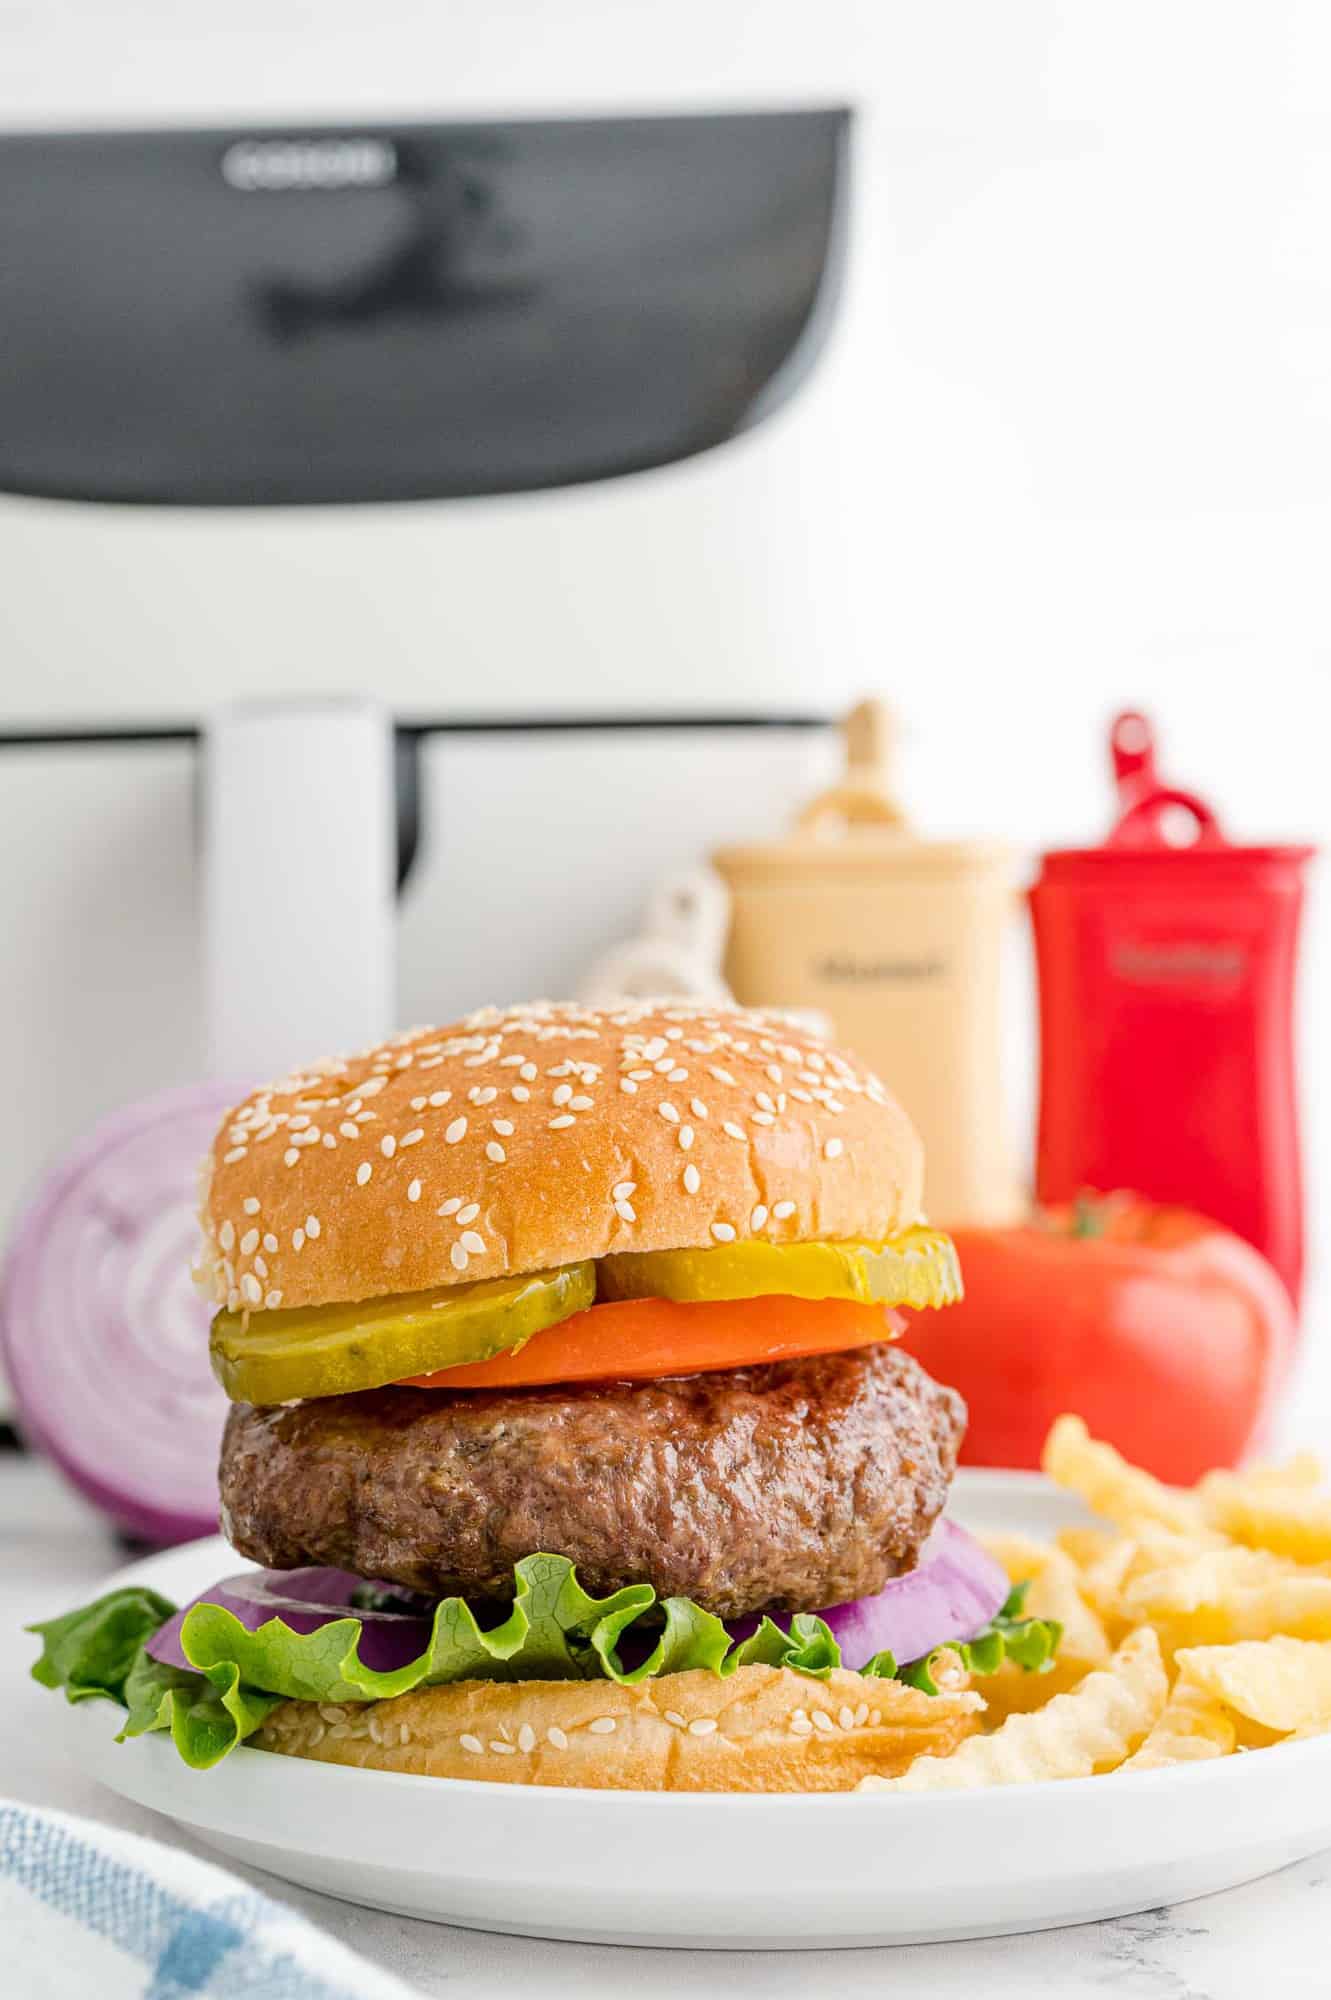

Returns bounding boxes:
[897,1195,1296,1482]
[402,1295,905,1391]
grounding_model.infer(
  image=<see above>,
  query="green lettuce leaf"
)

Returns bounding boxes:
[30,1564,1061,1770]
[30,1587,176,1703]
[890,1582,1063,1694]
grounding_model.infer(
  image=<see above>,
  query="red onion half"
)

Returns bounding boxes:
[0,1081,250,1545]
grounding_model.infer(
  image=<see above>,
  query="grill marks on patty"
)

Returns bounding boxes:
[219,1345,965,1621]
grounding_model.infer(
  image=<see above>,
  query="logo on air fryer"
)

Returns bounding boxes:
[221,138,398,192]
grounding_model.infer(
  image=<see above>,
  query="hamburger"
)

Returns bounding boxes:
[31,1001,1057,1790]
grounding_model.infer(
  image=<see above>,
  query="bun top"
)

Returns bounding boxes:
[197,1001,925,1313]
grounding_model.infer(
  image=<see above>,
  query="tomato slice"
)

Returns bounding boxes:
[401,1295,905,1391]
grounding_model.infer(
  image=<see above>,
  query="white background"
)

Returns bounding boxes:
[0,0,1329,1409]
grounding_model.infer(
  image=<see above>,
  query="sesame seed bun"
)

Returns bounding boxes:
[198,1001,925,1314]
[254,1664,982,1792]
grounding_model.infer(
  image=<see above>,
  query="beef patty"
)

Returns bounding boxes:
[219,1343,966,1619]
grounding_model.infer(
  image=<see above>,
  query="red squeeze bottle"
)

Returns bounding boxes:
[1030,712,1315,1308]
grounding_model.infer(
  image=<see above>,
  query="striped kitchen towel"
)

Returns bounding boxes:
[0,1799,417,1999]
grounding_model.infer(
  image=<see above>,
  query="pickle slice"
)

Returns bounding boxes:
[597,1227,962,1312]
[210,1261,596,1405]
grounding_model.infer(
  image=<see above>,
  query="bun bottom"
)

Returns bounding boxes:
[255,1665,983,1793]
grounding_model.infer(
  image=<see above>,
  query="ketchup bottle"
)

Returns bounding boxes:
[1030,712,1315,1307]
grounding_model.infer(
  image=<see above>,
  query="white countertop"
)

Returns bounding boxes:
[4,1451,1328,2000]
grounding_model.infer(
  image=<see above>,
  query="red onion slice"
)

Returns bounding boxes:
[146,1520,1010,1687]
[147,1568,434,1675]
[814,1521,1009,1668]
[0,1081,250,1545]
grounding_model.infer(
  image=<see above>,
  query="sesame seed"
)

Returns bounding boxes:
[380,1134,397,1158]
[437,1197,462,1217]
[773,1200,796,1220]
[306,1215,321,1238]
[615,1200,637,1224]
[552,1083,573,1107]
[292,1228,305,1251]
[242,1197,261,1216]
[239,1228,259,1256]
[709,1066,736,1086]
[711,1222,736,1243]
[812,1710,835,1735]
[547,1727,569,1750]
[658,1102,680,1123]
[473,1086,498,1106]
[613,1181,636,1199]
[619,1079,637,1094]
[492,1119,514,1136]
[451,1243,469,1271]
[790,1711,813,1736]
[401,1128,424,1147]
[486,1141,506,1163]
[518,1723,536,1753]
[410,1095,427,1111]
[428,1090,451,1108]
[321,1133,336,1149]
[687,1717,717,1737]
[263,1233,278,1254]
[855,1702,869,1727]
[219,1220,235,1251]
[664,1710,687,1729]
[241,1273,262,1305]
[690,1099,709,1119]
[683,1163,701,1194]
[520,1062,538,1081]
[223,1146,247,1165]
[790,1088,813,1105]
[284,1148,300,1167]
[549,1114,576,1129]
[353,1110,374,1125]
[339,1121,358,1140]
[457,1202,480,1225]
[264,1289,283,1310]
[460,1734,484,1755]
[824,1137,844,1160]
[570,1094,593,1111]
[839,1705,856,1731]
[677,1126,695,1152]
[751,1205,769,1231]
[756,1092,776,1113]
[512,1084,531,1101]
[723,1122,746,1141]
[252,1254,268,1280]
[460,1230,485,1255]
[588,1717,616,1735]
[628,1069,652,1081]
[407,1179,422,1203]
[356,1162,373,1186]
[445,1118,467,1144]
[751,1111,775,1127]
[653,1056,674,1074]
[489,1739,516,1755]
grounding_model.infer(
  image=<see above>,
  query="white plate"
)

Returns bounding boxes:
[72,1469,1331,1949]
